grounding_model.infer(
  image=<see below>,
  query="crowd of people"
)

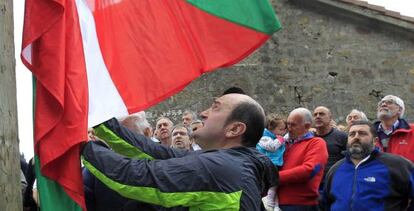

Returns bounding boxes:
[22,88,414,211]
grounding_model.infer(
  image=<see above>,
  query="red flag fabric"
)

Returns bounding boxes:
[22,0,87,208]
[90,0,276,113]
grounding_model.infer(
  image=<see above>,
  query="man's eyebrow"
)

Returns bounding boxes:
[212,98,221,105]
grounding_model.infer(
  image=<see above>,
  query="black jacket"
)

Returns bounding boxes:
[82,118,278,210]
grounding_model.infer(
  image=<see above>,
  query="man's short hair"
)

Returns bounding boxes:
[266,113,286,130]
[290,108,313,125]
[171,124,191,136]
[349,120,378,138]
[190,119,203,125]
[224,101,265,147]
[156,116,173,125]
[182,110,198,120]
[379,95,405,118]
[222,86,246,95]
[119,111,151,135]
[347,109,368,121]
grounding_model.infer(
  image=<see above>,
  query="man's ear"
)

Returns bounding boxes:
[143,127,151,137]
[304,122,312,130]
[397,107,402,116]
[225,122,246,138]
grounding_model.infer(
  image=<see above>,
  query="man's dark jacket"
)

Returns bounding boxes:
[82,118,278,210]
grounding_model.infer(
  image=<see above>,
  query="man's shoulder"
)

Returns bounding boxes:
[322,128,347,142]
[199,147,276,181]
[332,128,347,137]
[288,136,327,152]
[308,136,327,143]
[199,147,259,165]
[194,150,244,175]
[376,151,413,167]
[326,158,348,175]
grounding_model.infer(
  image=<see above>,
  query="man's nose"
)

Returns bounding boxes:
[379,101,388,107]
[351,137,360,143]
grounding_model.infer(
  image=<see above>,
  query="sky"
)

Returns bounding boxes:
[14,0,414,160]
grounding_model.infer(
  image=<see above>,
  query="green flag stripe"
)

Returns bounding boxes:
[186,0,281,35]
[93,124,154,160]
[83,159,242,210]
[34,156,82,211]
[33,78,82,211]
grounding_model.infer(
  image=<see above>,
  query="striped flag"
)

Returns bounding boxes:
[21,0,281,209]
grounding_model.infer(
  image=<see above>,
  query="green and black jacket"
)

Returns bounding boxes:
[82,118,278,210]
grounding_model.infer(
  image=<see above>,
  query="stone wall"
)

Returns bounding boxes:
[147,0,414,125]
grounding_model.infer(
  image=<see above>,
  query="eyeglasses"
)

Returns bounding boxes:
[377,99,396,107]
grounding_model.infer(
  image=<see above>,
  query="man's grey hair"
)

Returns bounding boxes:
[119,111,151,135]
[183,110,198,120]
[171,124,191,136]
[156,116,174,126]
[190,119,203,125]
[380,95,405,118]
[347,109,368,121]
[290,108,313,124]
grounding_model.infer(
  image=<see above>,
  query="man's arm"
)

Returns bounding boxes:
[408,164,414,211]
[82,142,241,209]
[321,160,343,211]
[93,118,193,160]
[279,138,328,184]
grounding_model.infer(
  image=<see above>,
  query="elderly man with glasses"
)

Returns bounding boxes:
[374,95,414,162]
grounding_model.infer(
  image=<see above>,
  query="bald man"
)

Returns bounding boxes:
[313,106,347,176]
[278,108,328,211]
[82,94,278,210]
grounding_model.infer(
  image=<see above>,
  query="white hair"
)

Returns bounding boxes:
[119,111,151,135]
[380,95,405,118]
[290,107,313,124]
[347,109,368,121]
[183,110,198,121]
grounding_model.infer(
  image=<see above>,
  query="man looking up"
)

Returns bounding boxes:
[82,93,278,210]
[155,117,174,146]
[182,110,197,127]
[189,120,204,151]
[375,95,414,162]
[323,121,414,210]
[313,106,347,176]
[345,109,368,129]
[170,125,192,150]
[190,120,203,133]
[120,111,153,138]
[278,108,328,211]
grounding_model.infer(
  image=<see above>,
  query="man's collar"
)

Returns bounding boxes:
[315,127,334,137]
[285,131,314,145]
[346,148,379,167]
[378,119,399,134]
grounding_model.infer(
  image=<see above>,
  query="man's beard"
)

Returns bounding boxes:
[347,140,373,160]
[377,109,396,120]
